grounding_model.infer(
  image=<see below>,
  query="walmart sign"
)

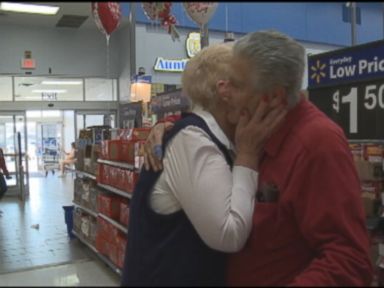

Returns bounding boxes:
[308,40,384,88]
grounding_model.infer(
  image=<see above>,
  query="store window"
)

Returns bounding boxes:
[0,76,13,101]
[14,77,84,101]
[85,78,117,101]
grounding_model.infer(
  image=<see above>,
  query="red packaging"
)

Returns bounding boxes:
[101,140,109,159]
[115,233,127,269]
[96,163,103,183]
[108,140,123,161]
[97,194,121,220]
[97,216,110,237]
[120,201,130,226]
[109,166,117,188]
[131,128,151,141]
[117,248,125,269]
[101,164,110,185]
[121,140,135,164]
[95,233,108,256]
[125,170,139,193]
[107,242,119,266]
[116,168,125,191]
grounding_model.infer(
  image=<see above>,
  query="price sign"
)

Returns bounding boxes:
[308,39,384,140]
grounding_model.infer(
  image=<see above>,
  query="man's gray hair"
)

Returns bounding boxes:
[233,30,305,107]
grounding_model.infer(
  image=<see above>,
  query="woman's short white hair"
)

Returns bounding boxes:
[182,42,233,110]
[233,30,305,107]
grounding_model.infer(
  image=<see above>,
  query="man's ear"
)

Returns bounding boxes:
[216,80,229,103]
[271,86,287,105]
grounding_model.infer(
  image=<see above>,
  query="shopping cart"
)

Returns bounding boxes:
[43,148,59,176]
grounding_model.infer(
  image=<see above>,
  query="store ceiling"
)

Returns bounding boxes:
[0,2,127,30]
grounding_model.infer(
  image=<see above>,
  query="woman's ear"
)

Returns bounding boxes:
[216,80,230,103]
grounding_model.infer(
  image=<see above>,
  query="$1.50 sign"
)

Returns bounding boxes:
[308,40,384,140]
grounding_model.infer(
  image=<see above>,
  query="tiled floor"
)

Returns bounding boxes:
[0,173,119,286]
[0,259,119,286]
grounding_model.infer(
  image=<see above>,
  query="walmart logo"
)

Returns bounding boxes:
[310,60,327,84]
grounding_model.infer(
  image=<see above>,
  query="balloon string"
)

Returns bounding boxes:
[106,35,110,78]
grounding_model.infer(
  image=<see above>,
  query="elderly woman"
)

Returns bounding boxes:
[121,43,286,286]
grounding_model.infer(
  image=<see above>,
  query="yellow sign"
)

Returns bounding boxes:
[186,32,201,58]
[310,60,327,84]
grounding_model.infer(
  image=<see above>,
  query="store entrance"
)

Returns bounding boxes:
[26,110,73,177]
[0,112,29,200]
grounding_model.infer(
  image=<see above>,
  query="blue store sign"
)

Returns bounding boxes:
[308,40,384,140]
[308,40,384,89]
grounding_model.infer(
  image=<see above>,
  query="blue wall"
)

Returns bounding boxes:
[121,2,384,47]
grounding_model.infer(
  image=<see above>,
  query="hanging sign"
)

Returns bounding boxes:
[186,32,201,58]
[154,57,189,72]
[308,39,384,140]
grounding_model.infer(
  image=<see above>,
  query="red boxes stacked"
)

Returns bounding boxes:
[116,232,128,269]
[100,128,151,166]
[95,216,128,269]
[97,193,121,221]
[97,163,139,194]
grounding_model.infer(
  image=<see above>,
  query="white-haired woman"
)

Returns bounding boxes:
[121,42,287,286]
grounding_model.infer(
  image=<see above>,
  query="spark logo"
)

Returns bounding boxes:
[310,60,327,84]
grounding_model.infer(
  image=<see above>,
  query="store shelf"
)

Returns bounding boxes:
[76,170,96,180]
[97,159,135,170]
[72,230,98,253]
[98,213,128,234]
[97,183,132,199]
[72,230,122,276]
[73,202,98,218]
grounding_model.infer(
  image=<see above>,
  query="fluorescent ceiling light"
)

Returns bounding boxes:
[0,2,59,15]
[42,80,82,85]
[32,89,67,93]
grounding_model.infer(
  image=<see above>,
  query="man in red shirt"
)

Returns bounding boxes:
[224,30,372,286]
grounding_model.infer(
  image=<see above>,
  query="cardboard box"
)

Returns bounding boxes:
[89,217,97,245]
[364,144,383,163]
[362,192,378,218]
[349,143,363,161]
[75,149,85,171]
[81,215,90,237]
[361,181,382,200]
[355,159,384,181]
[131,128,151,141]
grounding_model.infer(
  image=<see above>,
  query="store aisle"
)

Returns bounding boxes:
[0,259,119,286]
[0,174,116,284]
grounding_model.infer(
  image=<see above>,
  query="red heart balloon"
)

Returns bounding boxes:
[92,2,121,36]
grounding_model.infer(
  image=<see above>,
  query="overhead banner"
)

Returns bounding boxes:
[308,40,384,88]
[308,39,384,140]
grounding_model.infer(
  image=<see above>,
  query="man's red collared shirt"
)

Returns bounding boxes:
[227,99,373,286]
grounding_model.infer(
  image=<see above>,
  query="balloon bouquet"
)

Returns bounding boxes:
[183,2,218,48]
[92,2,121,77]
[142,2,180,41]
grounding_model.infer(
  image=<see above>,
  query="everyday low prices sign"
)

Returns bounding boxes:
[308,40,384,140]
